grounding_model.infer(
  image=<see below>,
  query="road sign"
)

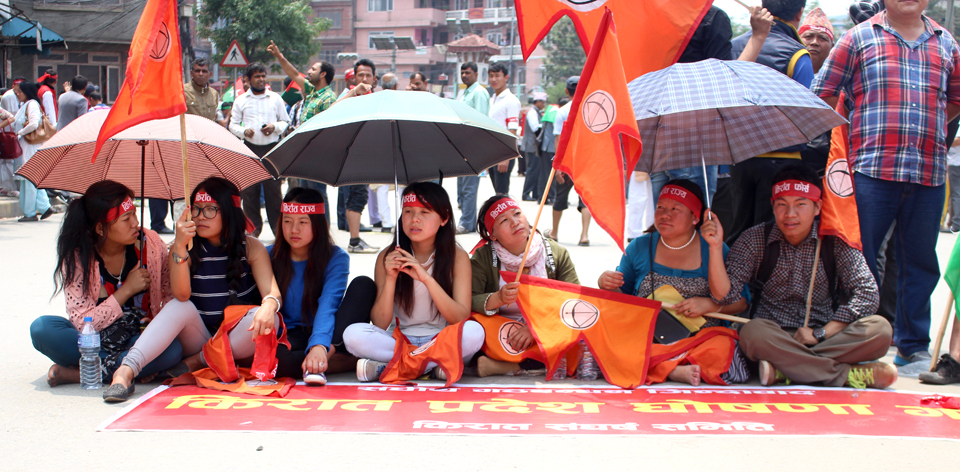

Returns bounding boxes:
[220,40,248,68]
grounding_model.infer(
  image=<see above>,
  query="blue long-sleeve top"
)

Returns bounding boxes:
[267,244,349,352]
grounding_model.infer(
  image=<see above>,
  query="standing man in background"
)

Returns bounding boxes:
[487,63,521,195]
[455,62,490,234]
[520,91,547,202]
[229,62,290,237]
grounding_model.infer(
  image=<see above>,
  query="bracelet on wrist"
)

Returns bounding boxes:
[263,294,282,311]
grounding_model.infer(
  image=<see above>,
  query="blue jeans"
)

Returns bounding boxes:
[457,175,479,231]
[30,315,183,381]
[19,180,50,218]
[854,172,943,356]
[650,165,718,208]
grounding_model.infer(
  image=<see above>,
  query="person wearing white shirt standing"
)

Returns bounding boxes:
[487,63,521,195]
[229,62,290,237]
[0,77,23,196]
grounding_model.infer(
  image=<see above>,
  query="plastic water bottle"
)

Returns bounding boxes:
[551,356,567,380]
[577,341,599,381]
[78,316,102,390]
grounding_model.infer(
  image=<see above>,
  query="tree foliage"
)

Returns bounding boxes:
[199,0,330,69]
[542,16,586,89]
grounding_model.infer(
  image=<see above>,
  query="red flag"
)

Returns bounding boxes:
[508,272,659,389]
[515,0,710,81]
[553,9,642,252]
[92,0,186,161]
[820,96,861,250]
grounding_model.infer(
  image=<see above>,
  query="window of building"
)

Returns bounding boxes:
[487,0,504,8]
[368,31,395,49]
[320,50,342,63]
[454,0,470,9]
[368,0,393,12]
[317,10,342,29]
[486,31,502,45]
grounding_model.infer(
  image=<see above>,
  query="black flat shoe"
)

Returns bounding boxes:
[103,382,135,403]
[40,208,54,220]
[18,215,38,222]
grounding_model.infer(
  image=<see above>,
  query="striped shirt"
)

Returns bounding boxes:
[811,12,960,186]
[191,240,260,333]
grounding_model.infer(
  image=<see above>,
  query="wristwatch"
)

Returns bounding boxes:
[172,251,188,265]
[813,327,827,343]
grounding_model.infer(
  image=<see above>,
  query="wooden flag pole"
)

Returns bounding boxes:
[802,237,822,328]
[515,167,557,283]
[180,113,192,251]
[931,292,955,371]
[733,0,752,10]
[660,302,751,325]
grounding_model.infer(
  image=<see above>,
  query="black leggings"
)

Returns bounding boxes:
[274,276,377,378]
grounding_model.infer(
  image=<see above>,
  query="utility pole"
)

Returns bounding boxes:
[948,0,956,38]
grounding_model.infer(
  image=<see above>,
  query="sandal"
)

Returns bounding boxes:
[162,361,191,380]
[103,382,135,403]
[578,240,590,246]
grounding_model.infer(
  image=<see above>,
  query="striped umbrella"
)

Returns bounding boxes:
[628,59,847,174]
[16,110,270,199]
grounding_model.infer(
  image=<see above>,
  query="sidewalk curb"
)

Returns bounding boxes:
[0,197,21,219]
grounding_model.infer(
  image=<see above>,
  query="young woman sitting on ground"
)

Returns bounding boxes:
[470,194,580,377]
[343,182,484,381]
[268,187,371,385]
[30,180,183,388]
[598,179,749,386]
[104,177,281,402]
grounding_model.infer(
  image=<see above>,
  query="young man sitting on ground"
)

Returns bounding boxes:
[702,163,897,389]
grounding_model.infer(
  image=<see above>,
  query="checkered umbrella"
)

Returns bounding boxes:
[628,59,846,174]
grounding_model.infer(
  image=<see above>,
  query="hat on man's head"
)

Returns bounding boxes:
[532,91,548,102]
[799,8,834,42]
[565,76,580,90]
[344,68,355,80]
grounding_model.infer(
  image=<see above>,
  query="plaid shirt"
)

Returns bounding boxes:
[811,12,960,186]
[299,82,337,124]
[717,221,879,329]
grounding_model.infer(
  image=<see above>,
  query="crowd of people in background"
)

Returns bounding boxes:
[16,0,960,399]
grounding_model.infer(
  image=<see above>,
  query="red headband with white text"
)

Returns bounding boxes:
[484,197,520,232]
[771,179,822,202]
[402,192,431,209]
[659,185,702,217]
[105,197,135,222]
[281,202,325,215]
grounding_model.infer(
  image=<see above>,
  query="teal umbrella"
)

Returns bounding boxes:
[260,89,518,185]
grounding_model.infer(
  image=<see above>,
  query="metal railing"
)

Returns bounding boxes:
[35,0,123,5]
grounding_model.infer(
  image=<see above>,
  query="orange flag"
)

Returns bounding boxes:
[92,0,186,161]
[515,0,711,81]
[553,8,642,252]
[508,272,659,389]
[820,96,861,250]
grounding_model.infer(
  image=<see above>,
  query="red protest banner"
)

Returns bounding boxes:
[101,384,960,439]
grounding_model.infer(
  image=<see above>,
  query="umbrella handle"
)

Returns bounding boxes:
[180,113,193,251]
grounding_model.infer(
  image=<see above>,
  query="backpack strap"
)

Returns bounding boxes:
[748,222,779,319]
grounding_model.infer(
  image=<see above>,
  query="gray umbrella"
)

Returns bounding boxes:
[261,90,519,185]
[628,59,846,205]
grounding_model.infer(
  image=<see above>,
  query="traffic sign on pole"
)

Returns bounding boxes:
[220,40,249,68]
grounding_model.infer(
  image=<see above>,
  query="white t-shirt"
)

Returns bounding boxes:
[489,88,521,132]
[554,101,572,136]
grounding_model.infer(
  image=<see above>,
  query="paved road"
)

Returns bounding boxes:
[2,175,959,471]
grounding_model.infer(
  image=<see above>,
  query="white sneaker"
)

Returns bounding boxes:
[348,239,380,254]
[356,358,387,382]
[303,371,327,386]
[432,367,447,381]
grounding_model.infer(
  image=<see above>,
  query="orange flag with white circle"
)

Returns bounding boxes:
[819,96,861,250]
[553,8,642,252]
[507,272,659,389]
[91,0,186,161]
[515,0,711,82]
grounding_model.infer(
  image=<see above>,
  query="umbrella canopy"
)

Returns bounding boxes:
[627,59,847,173]
[261,90,519,185]
[16,110,271,199]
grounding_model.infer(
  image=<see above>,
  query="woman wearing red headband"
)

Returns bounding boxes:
[267,187,374,385]
[30,181,182,391]
[342,182,484,381]
[104,177,282,402]
[470,194,581,377]
[599,179,749,386]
